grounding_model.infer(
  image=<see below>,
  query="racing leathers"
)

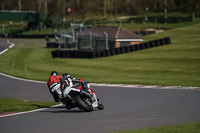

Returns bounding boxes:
[47,75,62,102]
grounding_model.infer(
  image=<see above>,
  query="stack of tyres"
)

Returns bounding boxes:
[165,37,171,44]
[96,51,101,58]
[101,51,106,57]
[110,49,116,56]
[149,41,155,48]
[134,44,140,51]
[115,47,121,54]
[120,47,126,54]
[155,40,161,46]
[51,50,57,58]
[129,45,136,51]
[91,51,96,58]
[105,50,111,56]
[159,38,166,45]
[125,46,131,53]
[144,42,150,49]
[139,43,145,50]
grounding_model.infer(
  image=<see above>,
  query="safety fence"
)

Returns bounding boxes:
[51,37,171,59]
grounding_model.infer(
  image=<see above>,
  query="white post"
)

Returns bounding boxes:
[165,0,167,23]
[103,32,109,50]
[72,29,75,42]
[2,24,5,34]
[89,31,93,51]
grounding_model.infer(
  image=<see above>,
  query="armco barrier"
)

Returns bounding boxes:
[51,37,171,59]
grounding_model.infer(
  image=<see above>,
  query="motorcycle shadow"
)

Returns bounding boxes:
[41,105,87,113]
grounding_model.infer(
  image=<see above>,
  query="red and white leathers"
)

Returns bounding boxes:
[47,75,63,102]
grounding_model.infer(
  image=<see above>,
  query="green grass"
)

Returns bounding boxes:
[0,98,56,113]
[0,23,200,87]
[115,123,200,133]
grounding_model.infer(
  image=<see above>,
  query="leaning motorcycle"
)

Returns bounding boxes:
[60,77,104,112]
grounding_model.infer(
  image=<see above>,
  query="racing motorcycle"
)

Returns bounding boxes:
[60,76,104,112]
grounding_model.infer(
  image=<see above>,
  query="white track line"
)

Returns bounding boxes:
[0,42,14,55]
[9,43,14,48]
[0,72,200,90]
[0,72,45,83]
[0,104,62,118]
[0,48,8,55]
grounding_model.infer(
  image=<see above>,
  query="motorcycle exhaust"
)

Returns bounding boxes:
[80,90,92,98]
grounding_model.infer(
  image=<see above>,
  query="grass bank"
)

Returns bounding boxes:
[116,123,200,133]
[0,23,200,87]
[0,98,56,113]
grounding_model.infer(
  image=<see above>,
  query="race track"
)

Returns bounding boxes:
[0,73,200,133]
[0,39,13,55]
[0,39,200,133]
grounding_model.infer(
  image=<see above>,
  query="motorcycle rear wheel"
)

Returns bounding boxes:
[75,94,93,112]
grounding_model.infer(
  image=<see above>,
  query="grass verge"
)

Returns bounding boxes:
[0,24,200,87]
[0,97,57,113]
[115,123,200,133]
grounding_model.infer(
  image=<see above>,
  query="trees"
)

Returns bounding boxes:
[0,0,199,22]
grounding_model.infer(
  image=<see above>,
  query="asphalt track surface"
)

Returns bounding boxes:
[0,74,200,133]
[0,40,200,133]
[0,39,12,54]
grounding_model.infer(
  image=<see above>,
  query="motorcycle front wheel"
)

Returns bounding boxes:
[75,94,93,112]
[97,100,104,110]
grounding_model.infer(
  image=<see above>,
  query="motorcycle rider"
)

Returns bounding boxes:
[47,71,63,102]
[47,71,88,109]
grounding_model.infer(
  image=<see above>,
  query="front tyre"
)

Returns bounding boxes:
[97,100,104,110]
[75,94,93,112]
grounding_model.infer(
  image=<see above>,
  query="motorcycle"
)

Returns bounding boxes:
[60,77,104,112]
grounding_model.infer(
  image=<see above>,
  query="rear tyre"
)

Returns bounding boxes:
[75,94,93,112]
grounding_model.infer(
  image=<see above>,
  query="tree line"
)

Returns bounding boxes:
[1,0,199,22]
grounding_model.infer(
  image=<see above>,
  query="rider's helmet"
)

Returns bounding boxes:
[63,73,70,78]
[50,71,58,76]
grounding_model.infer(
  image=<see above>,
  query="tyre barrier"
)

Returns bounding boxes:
[125,46,131,53]
[110,49,116,56]
[134,44,140,51]
[129,45,136,51]
[115,48,121,54]
[144,42,150,49]
[51,37,171,59]
[9,34,54,39]
[47,42,61,48]
[139,43,145,50]
[105,50,111,56]
[121,47,126,54]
